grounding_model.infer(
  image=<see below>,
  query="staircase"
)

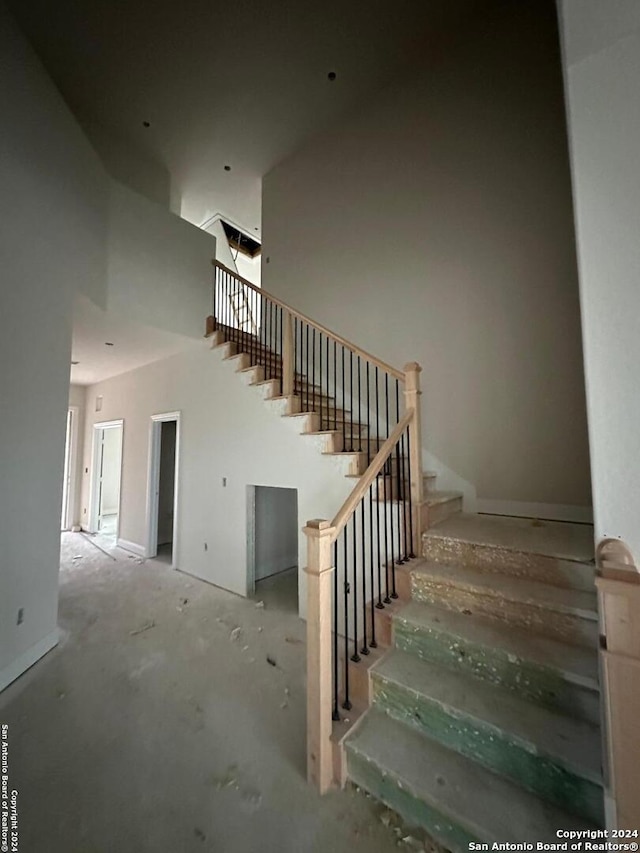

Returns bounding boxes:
[345,512,603,846]
[207,262,603,843]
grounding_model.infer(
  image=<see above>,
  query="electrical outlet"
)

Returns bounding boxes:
[17,608,24,625]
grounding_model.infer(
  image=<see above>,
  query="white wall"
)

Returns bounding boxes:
[0,4,108,692]
[263,0,591,518]
[83,118,176,213]
[558,2,640,562]
[107,181,215,338]
[0,5,217,692]
[80,342,354,603]
[255,487,298,580]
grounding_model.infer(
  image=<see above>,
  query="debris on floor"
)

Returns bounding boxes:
[212,765,263,813]
[266,655,277,667]
[129,620,156,636]
[230,626,242,642]
[285,636,302,645]
[255,600,264,609]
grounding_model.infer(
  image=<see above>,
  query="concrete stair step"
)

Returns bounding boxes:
[423,471,437,492]
[393,599,600,724]
[371,650,603,825]
[346,709,599,851]
[410,561,598,648]
[423,513,596,591]
[422,491,463,528]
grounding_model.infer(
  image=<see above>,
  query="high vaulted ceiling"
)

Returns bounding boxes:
[9,0,484,236]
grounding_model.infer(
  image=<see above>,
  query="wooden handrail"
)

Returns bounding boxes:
[330,410,413,537]
[213,260,405,382]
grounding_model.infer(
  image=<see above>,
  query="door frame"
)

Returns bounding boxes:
[145,411,181,566]
[88,419,124,535]
[61,406,79,531]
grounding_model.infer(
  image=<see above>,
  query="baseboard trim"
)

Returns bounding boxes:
[0,629,59,693]
[477,499,593,524]
[116,538,147,557]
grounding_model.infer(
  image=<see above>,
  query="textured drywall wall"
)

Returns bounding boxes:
[107,181,214,339]
[558,1,640,562]
[80,343,354,604]
[0,5,108,690]
[262,0,591,517]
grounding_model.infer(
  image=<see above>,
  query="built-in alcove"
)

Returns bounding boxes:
[247,486,298,612]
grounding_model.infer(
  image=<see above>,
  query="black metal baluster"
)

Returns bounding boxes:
[348,350,354,452]
[400,423,409,563]
[312,327,316,414]
[369,482,378,645]
[382,452,391,604]
[333,340,337,432]
[332,540,340,721]
[304,323,311,412]
[366,361,371,464]
[319,332,323,428]
[279,306,284,395]
[360,497,369,656]
[357,356,362,452]
[341,347,346,450]
[350,514,360,663]
[395,379,405,568]
[406,426,415,558]
[375,368,384,609]
[325,336,329,431]
[342,527,351,710]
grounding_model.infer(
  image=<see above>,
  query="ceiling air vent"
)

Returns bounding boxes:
[222,220,261,259]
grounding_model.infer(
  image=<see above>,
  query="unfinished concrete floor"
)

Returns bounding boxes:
[0,534,423,853]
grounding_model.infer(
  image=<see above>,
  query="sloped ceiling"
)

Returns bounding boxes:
[8,0,484,235]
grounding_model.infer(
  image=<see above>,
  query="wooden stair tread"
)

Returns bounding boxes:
[424,490,463,507]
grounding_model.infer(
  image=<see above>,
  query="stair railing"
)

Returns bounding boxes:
[209,261,423,793]
[211,261,406,459]
[305,363,423,793]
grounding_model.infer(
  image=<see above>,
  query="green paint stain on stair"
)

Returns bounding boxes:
[373,676,604,827]
[347,750,478,853]
[394,620,599,724]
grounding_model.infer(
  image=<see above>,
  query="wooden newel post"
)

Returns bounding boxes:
[283,310,294,397]
[304,518,336,793]
[403,362,424,556]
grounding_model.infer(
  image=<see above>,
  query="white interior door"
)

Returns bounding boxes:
[90,421,123,534]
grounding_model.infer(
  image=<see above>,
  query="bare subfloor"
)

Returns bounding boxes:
[0,534,414,853]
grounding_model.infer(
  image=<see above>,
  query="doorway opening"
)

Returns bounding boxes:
[89,420,123,549]
[146,412,180,566]
[247,486,298,612]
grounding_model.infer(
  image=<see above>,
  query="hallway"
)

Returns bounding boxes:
[0,535,430,853]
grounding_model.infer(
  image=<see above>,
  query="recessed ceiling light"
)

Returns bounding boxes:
[105,342,114,347]
[142,120,151,128]
[71,360,79,365]
[327,71,337,81]
[224,165,231,171]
